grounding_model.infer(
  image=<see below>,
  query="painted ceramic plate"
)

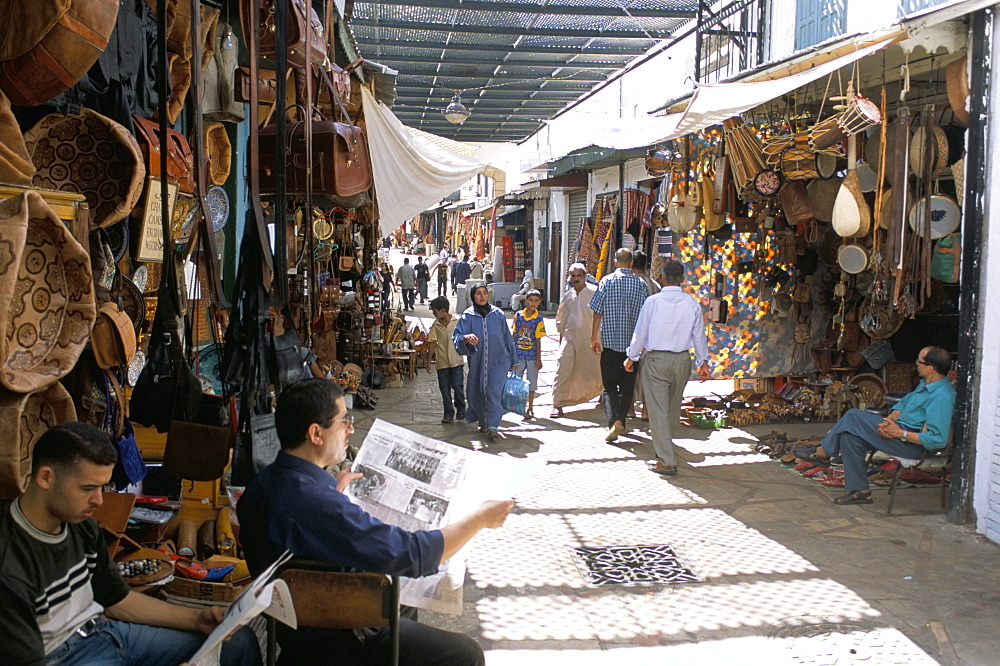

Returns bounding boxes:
[127,350,147,387]
[207,186,229,233]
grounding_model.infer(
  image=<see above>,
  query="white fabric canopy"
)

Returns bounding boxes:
[673,37,897,136]
[361,86,485,234]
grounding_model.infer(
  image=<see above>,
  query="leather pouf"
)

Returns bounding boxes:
[0,191,96,393]
[0,381,76,499]
[24,109,146,230]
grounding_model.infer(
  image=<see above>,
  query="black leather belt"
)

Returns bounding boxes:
[75,618,100,638]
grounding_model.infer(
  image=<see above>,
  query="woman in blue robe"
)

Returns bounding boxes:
[453,284,516,439]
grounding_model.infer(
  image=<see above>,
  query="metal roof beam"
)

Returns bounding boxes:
[395,83,593,92]
[370,54,626,68]
[397,72,607,83]
[367,1,696,19]
[353,40,648,55]
[350,18,672,39]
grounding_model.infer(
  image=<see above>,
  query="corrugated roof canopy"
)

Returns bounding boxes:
[347,0,696,142]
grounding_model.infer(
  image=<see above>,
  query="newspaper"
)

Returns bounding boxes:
[187,551,297,666]
[347,419,542,614]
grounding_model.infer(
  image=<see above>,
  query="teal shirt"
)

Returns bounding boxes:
[893,377,955,450]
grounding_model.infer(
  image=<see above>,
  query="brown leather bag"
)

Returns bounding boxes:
[133,116,196,194]
[235,67,279,103]
[241,0,328,70]
[91,302,137,370]
[259,115,372,199]
[778,180,814,226]
[0,0,119,107]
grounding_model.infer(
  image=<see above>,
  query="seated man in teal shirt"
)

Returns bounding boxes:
[803,346,955,505]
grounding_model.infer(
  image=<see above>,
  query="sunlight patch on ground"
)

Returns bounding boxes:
[513,460,707,511]
[477,578,882,643]
[565,508,817,578]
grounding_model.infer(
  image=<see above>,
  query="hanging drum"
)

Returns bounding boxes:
[779,143,821,181]
[808,96,882,151]
[910,126,951,177]
[645,147,678,177]
[908,194,961,239]
[808,176,843,223]
[837,244,869,274]
[762,135,793,167]
[816,152,839,179]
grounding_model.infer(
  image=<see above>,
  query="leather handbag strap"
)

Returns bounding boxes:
[187,0,229,310]
[248,0,275,290]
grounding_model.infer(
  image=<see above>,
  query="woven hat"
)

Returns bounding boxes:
[205,122,232,185]
[0,381,76,499]
[0,191,96,393]
[24,109,145,230]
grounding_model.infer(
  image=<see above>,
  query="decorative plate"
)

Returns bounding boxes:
[105,220,130,262]
[206,186,229,233]
[172,194,199,243]
[131,265,148,293]
[196,344,225,395]
[127,350,147,386]
[849,373,887,408]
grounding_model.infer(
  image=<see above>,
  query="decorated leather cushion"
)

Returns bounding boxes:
[0,380,76,499]
[0,191,96,393]
[205,122,232,185]
[24,109,146,230]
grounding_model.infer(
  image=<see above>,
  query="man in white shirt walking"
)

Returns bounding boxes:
[625,260,710,476]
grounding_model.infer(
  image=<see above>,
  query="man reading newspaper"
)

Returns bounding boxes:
[238,379,513,665]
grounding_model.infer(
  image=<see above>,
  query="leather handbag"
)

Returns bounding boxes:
[259,114,373,199]
[241,0,328,70]
[91,302,138,370]
[164,419,231,482]
[133,116,196,195]
[0,0,120,107]
[235,66,280,103]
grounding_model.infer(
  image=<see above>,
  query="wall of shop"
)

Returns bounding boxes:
[972,6,1000,544]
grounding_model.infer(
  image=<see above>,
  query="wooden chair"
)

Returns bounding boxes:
[868,428,953,515]
[265,559,400,666]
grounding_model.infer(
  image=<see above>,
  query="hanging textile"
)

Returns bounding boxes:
[595,196,618,280]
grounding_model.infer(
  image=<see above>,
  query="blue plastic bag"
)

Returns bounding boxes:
[501,372,530,416]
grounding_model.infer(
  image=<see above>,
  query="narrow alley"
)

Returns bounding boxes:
[352,286,1000,665]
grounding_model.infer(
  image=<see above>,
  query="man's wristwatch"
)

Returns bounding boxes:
[899,431,907,442]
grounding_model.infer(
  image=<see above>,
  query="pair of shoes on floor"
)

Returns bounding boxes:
[792,445,831,465]
[648,461,678,476]
[441,417,453,424]
[833,490,873,505]
[523,409,534,420]
[605,422,626,442]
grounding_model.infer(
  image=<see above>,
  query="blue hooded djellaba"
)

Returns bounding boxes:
[453,297,516,430]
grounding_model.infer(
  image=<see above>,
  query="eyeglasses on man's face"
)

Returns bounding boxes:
[916,359,932,367]
[324,414,355,427]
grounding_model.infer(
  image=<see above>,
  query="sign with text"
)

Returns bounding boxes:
[135,178,178,263]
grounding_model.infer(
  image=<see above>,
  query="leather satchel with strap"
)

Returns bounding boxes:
[242,0,327,70]
[133,115,196,194]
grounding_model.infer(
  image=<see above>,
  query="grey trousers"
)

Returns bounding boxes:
[820,409,926,491]
[642,350,691,466]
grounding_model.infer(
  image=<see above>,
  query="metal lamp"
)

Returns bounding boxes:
[442,95,471,124]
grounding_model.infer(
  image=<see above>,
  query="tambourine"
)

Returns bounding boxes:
[809,96,881,151]
[908,194,961,239]
[837,244,869,274]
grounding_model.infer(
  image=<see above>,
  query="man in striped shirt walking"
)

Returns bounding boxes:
[588,249,650,442]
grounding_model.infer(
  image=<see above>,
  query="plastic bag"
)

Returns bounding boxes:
[501,372,530,416]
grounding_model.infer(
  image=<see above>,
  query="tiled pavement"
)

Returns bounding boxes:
[352,298,1000,665]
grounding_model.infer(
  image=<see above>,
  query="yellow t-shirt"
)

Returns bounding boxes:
[428,316,463,370]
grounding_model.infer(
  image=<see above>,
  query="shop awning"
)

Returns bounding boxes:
[361,86,485,234]
[672,36,899,136]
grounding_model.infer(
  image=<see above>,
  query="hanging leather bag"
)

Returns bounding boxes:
[241,0,327,70]
[133,115,196,195]
[259,107,372,199]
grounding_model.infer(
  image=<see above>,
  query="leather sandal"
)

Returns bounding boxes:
[833,490,873,505]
